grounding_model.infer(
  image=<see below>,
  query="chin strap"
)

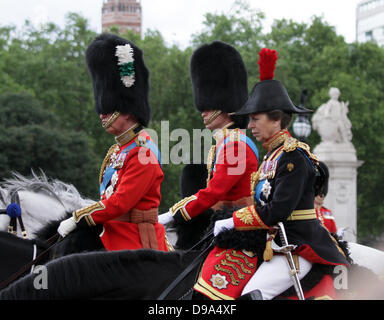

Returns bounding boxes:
[205,110,222,126]
[102,111,121,129]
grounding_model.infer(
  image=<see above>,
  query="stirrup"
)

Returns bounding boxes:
[238,289,263,300]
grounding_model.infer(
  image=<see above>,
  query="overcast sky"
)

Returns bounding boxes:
[0,0,362,47]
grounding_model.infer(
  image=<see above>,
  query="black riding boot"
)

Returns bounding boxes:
[237,289,263,300]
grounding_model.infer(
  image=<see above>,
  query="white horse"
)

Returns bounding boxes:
[0,171,95,239]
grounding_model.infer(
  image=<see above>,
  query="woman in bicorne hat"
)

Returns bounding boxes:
[210,48,349,300]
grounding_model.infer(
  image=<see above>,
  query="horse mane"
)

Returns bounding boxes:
[0,187,7,206]
[0,170,93,211]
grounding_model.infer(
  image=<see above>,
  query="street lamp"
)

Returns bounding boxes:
[293,114,311,141]
[292,89,312,142]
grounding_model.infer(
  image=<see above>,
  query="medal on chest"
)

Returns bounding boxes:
[254,179,272,206]
[104,171,119,199]
[111,149,128,170]
[260,159,278,180]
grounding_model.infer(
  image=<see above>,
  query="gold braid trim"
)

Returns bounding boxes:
[206,145,216,185]
[220,260,246,279]
[225,254,253,274]
[283,137,319,165]
[99,144,120,185]
[250,170,261,198]
[230,250,255,268]
[262,130,290,152]
[235,207,254,225]
[322,224,347,258]
[214,265,239,286]
[73,201,105,225]
[170,195,197,221]
[215,249,227,257]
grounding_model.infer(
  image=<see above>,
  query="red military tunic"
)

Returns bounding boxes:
[73,125,170,252]
[171,127,259,223]
[316,206,337,234]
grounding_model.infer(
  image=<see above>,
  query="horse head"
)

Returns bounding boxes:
[0,170,95,239]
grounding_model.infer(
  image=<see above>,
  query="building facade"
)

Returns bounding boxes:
[356,0,384,46]
[102,0,142,35]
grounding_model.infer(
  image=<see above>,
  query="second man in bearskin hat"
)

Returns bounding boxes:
[159,41,259,226]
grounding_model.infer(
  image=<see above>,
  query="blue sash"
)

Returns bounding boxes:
[99,140,162,196]
[213,133,259,172]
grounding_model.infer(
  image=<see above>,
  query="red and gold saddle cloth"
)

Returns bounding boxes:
[194,247,259,300]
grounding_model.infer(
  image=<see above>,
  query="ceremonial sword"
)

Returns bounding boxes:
[277,222,305,300]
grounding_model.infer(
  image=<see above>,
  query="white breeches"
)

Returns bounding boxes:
[242,255,313,300]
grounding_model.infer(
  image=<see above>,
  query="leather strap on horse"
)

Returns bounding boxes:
[114,208,159,250]
[0,233,61,291]
[157,230,215,300]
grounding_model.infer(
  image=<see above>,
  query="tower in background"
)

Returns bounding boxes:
[102,0,142,35]
[356,0,384,46]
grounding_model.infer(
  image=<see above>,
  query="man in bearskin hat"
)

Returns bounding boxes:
[211,48,349,300]
[57,33,170,252]
[157,41,260,299]
[158,40,259,229]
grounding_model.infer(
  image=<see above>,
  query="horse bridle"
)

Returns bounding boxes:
[0,191,28,239]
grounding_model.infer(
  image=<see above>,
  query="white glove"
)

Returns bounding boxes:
[336,227,346,239]
[214,217,235,236]
[57,217,77,238]
[158,211,174,225]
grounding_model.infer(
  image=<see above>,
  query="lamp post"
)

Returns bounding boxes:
[293,114,311,142]
[292,89,312,142]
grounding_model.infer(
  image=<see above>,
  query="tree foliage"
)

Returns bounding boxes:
[0,2,383,241]
[0,93,99,197]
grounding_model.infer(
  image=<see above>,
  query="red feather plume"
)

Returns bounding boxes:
[258,48,278,81]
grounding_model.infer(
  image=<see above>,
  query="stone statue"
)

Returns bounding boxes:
[312,87,352,144]
[312,87,362,242]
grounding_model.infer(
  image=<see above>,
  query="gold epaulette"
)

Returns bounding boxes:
[99,144,120,184]
[229,128,241,142]
[135,135,148,147]
[283,137,319,165]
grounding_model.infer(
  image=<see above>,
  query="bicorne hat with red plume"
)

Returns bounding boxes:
[236,48,312,115]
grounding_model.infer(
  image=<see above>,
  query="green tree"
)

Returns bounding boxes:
[0,93,99,198]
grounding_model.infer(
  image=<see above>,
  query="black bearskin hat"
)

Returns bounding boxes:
[315,161,330,197]
[190,41,249,128]
[85,33,150,127]
[236,48,312,116]
[180,164,208,198]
